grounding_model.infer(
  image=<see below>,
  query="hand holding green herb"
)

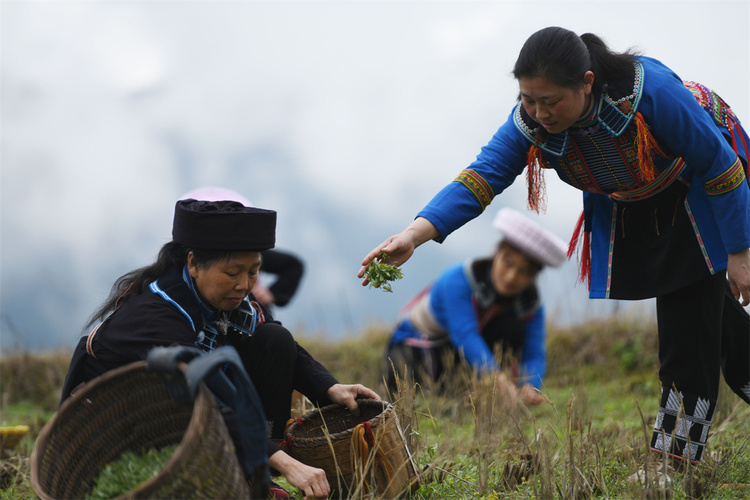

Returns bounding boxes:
[363,252,404,293]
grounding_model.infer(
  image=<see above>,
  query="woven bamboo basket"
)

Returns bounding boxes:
[284,400,420,498]
[30,361,251,500]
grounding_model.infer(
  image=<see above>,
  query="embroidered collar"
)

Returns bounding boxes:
[597,60,644,137]
[572,96,599,129]
[513,61,644,157]
[181,265,262,351]
[513,105,570,157]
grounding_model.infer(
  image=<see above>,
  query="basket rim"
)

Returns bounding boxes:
[31,360,152,493]
[30,360,218,500]
[283,398,421,496]
[284,399,392,442]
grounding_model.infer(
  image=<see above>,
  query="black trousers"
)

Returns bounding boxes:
[232,322,298,440]
[652,272,750,462]
[220,322,300,480]
[384,316,526,394]
[384,341,451,392]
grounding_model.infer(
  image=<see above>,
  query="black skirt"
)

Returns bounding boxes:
[609,180,713,299]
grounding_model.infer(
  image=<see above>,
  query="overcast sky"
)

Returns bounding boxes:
[2,0,749,353]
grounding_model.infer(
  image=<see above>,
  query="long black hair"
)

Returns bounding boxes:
[86,241,235,328]
[513,26,640,95]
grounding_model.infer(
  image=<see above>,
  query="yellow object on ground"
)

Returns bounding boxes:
[0,425,30,452]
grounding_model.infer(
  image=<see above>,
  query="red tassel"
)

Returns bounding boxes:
[632,111,660,184]
[734,119,750,166]
[285,418,304,429]
[526,144,548,213]
[580,231,591,289]
[567,211,585,260]
[567,210,591,289]
[363,421,375,447]
[280,436,292,450]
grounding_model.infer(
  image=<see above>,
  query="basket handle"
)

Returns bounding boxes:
[146,345,203,401]
[147,345,269,497]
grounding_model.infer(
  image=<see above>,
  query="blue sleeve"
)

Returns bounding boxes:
[417,109,530,241]
[430,264,498,373]
[639,57,750,253]
[518,305,547,389]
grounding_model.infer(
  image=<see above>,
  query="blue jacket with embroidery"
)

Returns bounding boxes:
[390,260,547,389]
[417,57,750,299]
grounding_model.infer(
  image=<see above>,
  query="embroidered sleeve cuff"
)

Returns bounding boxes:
[704,159,746,195]
[453,169,495,210]
[417,176,491,241]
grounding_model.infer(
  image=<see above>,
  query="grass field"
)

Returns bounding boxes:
[1,318,749,499]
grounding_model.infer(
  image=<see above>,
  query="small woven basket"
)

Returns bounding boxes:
[30,361,251,500]
[284,400,419,498]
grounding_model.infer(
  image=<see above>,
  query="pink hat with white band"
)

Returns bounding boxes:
[492,207,567,268]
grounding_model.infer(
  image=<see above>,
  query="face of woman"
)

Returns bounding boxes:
[188,251,262,311]
[491,245,539,297]
[518,71,594,135]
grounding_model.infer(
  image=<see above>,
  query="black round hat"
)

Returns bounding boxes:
[172,199,276,251]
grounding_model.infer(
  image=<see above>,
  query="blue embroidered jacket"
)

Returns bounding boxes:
[418,57,750,299]
[390,260,547,389]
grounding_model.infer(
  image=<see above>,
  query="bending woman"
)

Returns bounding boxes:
[62,199,379,500]
[385,208,566,406]
[361,26,750,475]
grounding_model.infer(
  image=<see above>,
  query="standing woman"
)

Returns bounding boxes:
[62,199,379,499]
[360,26,750,475]
[385,207,567,407]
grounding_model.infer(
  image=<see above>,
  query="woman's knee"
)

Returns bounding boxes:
[252,322,296,358]
[233,323,297,380]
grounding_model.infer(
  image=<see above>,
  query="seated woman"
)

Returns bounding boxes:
[384,207,566,406]
[61,199,379,500]
[180,187,306,313]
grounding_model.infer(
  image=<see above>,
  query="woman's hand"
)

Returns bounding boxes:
[269,451,330,499]
[517,383,545,406]
[358,218,440,286]
[728,249,750,306]
[496,373,520,406]
[497,375,545,406]
[326,384,380,415]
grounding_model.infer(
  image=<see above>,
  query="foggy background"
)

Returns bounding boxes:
[2,0,748,353]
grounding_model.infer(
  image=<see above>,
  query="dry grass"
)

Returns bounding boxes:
[296,319,749,499]
[2,318,749,499]
[0,352,70,412]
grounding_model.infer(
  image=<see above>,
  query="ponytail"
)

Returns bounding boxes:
[580,32,639,94]
[514,27,639,93]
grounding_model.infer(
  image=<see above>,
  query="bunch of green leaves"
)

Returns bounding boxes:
[86,445,177,499]
[364,252,404,293]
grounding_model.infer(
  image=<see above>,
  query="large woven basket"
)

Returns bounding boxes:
[284,400,419,498]
[30,361,251,500]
